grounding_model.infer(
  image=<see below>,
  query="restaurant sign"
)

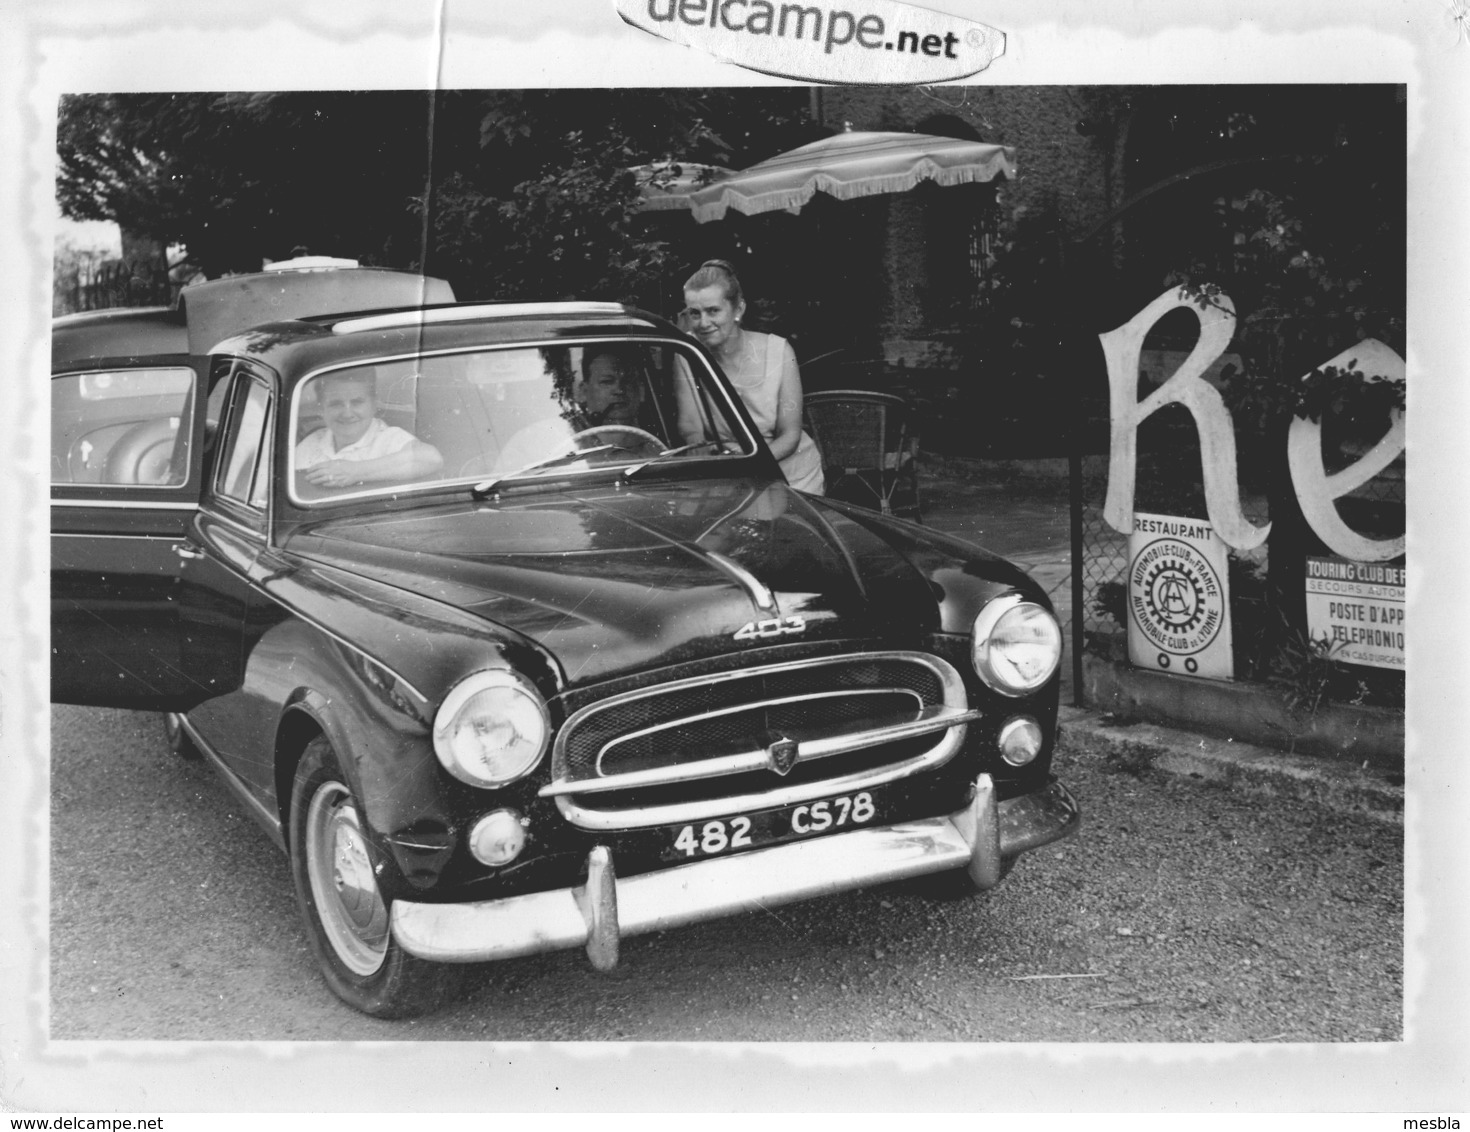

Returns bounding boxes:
[1127,513,1233,680]
[1305,555,1405,671]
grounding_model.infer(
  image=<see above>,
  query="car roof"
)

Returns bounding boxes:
[210,302,686,384]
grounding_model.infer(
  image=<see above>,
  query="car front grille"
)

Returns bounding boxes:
[540,651,977,830]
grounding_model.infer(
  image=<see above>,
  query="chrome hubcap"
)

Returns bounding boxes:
[305,780,389,976]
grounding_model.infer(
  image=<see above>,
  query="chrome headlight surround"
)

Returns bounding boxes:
[971,594,1062,697]
[432,670,550,788]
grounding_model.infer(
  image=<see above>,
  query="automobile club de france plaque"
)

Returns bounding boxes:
[1127,512,1234,680]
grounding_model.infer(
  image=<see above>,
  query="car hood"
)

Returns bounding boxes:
[284,478,1033,687]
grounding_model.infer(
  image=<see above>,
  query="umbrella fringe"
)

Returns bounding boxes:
[691,164,1005,223]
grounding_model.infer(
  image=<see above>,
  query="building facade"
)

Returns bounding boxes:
[809,85,1132,372]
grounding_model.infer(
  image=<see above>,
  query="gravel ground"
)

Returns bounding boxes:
[47,704,1401,1045]
[435,726,1403,1045]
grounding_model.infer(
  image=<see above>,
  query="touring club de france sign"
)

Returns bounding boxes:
[1102,286,1406,679]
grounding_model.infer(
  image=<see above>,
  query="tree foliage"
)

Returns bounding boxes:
[418,90,714,302]
[422,88,819,302]
[1169,179,1405,442]
[57,92,440,279]
[56,88,816,301]
[1139,87,1406,406]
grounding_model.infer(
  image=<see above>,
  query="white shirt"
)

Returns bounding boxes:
[295,417,416,470]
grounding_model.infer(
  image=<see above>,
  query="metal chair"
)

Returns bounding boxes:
[803,389,922,520]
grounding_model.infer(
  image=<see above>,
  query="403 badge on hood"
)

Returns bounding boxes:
[734,615,806,640]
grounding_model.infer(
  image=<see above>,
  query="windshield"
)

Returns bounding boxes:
[288,339,756,504]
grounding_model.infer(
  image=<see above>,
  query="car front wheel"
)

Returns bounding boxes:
[288,735,462,1017]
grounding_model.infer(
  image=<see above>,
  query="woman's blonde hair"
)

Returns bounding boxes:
[683,258,744,308]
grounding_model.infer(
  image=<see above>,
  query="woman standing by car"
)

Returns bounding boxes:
[682,259,825,494]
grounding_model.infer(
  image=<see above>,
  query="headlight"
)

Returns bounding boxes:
[432,670,550,788]
[971,595,1062,697]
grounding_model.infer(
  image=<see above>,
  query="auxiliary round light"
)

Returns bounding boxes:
[469,809,529,866]
[432,670,549,788]
[971,594,1062,697]
[998,716,1044,767]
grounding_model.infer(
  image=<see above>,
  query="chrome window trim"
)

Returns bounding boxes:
[284,337,757,509]
[544,651,974,831]
[332,302,626,336]
[51,498,196,510]
[214,374,272,503]
[52,531,185,542]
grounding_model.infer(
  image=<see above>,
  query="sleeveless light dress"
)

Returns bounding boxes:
[722,331,825,494]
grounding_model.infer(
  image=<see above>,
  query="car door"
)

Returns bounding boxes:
[172,362,281,797]
[50,356,211,708]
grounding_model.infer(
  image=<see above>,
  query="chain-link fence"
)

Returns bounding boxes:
[1077,453,1128,656]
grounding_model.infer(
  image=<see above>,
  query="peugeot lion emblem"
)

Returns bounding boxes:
[767,736,800,776]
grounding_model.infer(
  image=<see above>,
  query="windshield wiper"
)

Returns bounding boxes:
[471,444,620,498]
[620,439,733,479]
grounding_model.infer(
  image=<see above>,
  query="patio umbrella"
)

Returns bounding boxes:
[628,161,735,212]
[680,130,1017,224]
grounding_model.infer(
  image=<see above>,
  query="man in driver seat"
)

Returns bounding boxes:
[580,345,647,428]
[494,345,657,473]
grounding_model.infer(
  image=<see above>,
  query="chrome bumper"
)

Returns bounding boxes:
[390,775,1081,967]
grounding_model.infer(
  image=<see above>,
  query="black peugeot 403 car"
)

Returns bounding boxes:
[51,264,1080,1017]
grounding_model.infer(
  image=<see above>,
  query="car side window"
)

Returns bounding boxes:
[215,377,272,510]
[51,367,195,487]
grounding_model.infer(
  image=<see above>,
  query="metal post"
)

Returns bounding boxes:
[1069,419,1085,707]
[1058,231,1087,709]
